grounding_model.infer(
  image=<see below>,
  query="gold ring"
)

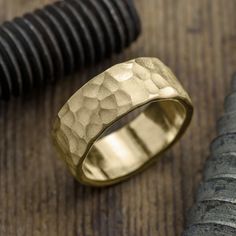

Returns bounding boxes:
[52,57,193,187]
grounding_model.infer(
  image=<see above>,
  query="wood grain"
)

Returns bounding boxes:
[0,0,236,235]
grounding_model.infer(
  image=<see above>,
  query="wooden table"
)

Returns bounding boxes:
[0,0,236,235]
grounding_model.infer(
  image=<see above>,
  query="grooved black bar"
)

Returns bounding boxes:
[0,0,141,100]
[183,75,236,235]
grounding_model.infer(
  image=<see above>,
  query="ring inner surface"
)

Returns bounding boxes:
[82,99,186,182]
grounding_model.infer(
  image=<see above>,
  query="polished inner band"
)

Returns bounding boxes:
[52,58,193,186]
[84,100,186,181]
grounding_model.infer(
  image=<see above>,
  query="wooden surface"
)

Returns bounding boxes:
[0,0,236,235]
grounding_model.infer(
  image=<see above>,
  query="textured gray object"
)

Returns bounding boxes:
[217,113,236,135]
[183,224,236,236]
[187,201,236,227]
[204,153,236,180]
[225,93,236,113]
[197,178,236,203]
[183,75,236,235]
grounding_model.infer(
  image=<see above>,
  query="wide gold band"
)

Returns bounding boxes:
[52,57,193,186]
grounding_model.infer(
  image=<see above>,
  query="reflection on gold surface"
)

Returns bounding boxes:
[84,100,186,180]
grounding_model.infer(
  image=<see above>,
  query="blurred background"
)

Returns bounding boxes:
[0,0,236,235]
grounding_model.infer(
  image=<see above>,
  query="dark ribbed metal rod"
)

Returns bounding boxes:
[183,75,236,236]
[0,0,141,100]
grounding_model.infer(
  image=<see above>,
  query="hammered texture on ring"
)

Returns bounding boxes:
[52,57,193,186]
